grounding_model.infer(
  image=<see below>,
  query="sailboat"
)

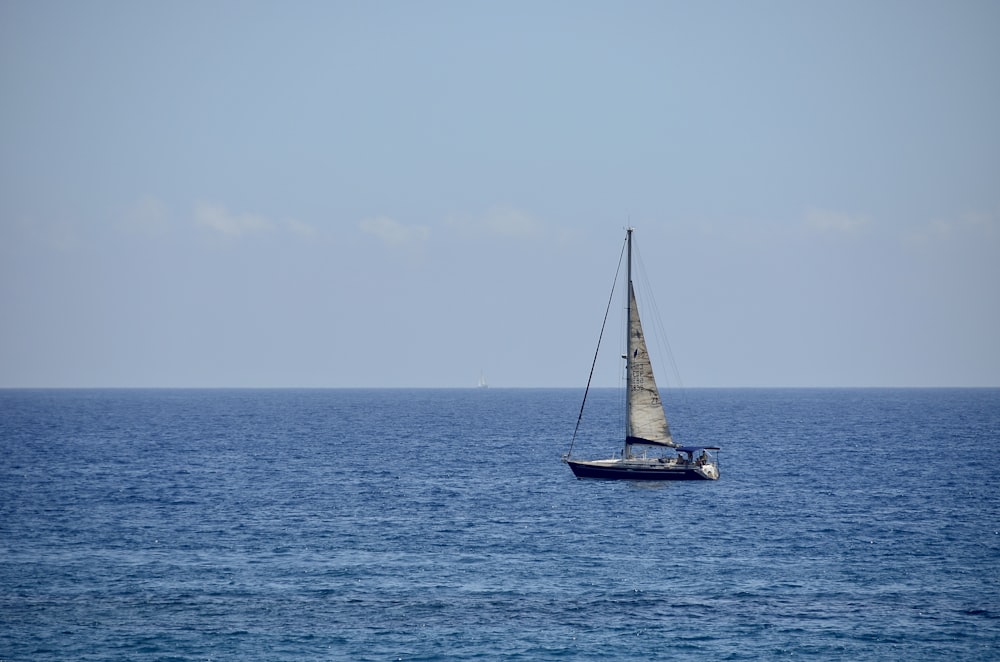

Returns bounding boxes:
[478,371,489,389]
[563,227,720,480]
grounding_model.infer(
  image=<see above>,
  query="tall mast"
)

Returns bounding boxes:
[625,227,633,450]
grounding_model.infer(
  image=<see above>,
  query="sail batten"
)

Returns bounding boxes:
[626,283,675,448]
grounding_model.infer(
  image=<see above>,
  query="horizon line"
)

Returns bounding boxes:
[2,385,997,390]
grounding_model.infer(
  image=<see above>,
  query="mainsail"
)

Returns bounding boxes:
[626,284,675,448]
[563,226,721,481]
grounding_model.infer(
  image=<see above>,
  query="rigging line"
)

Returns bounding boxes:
[567,235,628,458]
[633,241,685,394]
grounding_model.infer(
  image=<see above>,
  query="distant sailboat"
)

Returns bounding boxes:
[563,227,720,480]
[478,371,489,389]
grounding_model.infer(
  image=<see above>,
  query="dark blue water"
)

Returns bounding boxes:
[2,388,998,660]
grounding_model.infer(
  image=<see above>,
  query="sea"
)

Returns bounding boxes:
[1,388,998,661]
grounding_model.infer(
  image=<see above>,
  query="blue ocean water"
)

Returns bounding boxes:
[1,388,998,660]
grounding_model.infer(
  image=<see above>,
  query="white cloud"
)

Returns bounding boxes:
[965,210,999,234]
[195,203,273,237]
[447,207,545,239]
[122,197,170,237]
[193,202,320,240]
[285,218,318,238]
[2,216,83,254]
[44,219,84,253]
[483,207,543,238]
[359,216,430,245]
[804,208,870,234]
[905,210,999,246]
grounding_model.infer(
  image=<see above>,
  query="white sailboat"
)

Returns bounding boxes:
[563,227,720,480]
[477,371,488,389]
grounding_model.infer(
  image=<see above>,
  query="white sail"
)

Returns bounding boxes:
[626,285,675,447]
[563,227,720,480]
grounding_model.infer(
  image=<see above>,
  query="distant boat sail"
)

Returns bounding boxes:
[563,227,720,480]
[478,371,488,389]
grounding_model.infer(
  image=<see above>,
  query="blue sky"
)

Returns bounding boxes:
[2,1,998,387]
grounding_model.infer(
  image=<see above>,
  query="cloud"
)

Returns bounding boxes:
[193,202,320,240]
[285,218,318,238]
[482,208,543,238]
[804,208,870,234]
[905,210,999,246]
[121,197,170,237]
[359,216,430,245]
[0,216,82,254]
[196,203,273,237]
[41,219,84,253]
[447,207,545,239]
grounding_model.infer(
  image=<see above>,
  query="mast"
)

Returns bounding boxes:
[622,226,676,454]
[624,227,634,455]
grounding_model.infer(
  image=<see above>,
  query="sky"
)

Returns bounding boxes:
[1,0,998,388]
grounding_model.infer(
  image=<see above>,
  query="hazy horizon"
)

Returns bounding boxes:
[3,2,998,389]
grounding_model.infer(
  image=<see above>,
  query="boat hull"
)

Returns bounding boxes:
[565,458,719,481]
